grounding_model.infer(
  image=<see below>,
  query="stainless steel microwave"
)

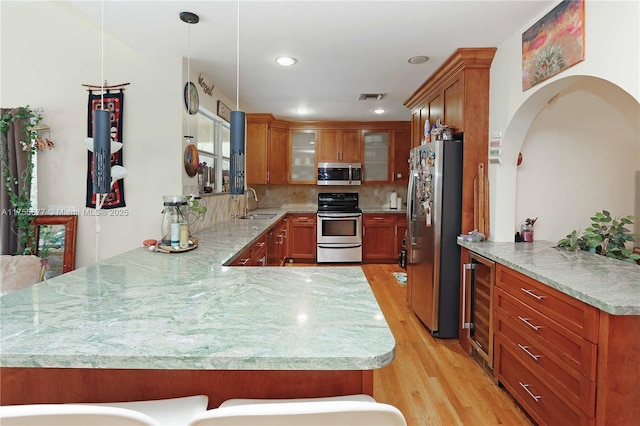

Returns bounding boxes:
[317,162,362,186]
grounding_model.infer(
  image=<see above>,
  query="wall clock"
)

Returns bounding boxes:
[184,82,199,115]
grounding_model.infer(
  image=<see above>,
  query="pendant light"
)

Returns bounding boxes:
[230,0,245,195]
[180,11,200,180]
[93,0,111,199]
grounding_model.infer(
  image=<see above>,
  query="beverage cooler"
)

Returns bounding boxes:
[462,251,496,368]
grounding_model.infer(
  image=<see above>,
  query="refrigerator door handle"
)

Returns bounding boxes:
[462,263,475,329]
[407,171,417,246]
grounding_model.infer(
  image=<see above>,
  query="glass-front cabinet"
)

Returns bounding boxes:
[289,130,317,184]
[363,131,389,182]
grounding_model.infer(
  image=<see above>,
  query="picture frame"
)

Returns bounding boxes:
[32,215,78,276]
[522,0,585,91]
[217,100,231,122]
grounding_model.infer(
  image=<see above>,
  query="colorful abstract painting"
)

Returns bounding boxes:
[522,0,585,91]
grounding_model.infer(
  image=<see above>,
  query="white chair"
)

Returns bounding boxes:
[0,404,158,426]
[187,394,407,426]
[0,255,44,296]
[77,395,210,426]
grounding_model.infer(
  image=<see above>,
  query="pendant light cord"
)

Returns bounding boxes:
[236,0,240,111]
[100,0,104,109]
[187,20,191,137]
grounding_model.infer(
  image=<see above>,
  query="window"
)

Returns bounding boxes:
[196,108,230,193]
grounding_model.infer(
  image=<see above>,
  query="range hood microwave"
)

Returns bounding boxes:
[317,162,362,186]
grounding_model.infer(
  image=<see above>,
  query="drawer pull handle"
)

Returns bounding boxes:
[518,316,542,331]
[239,258,250,265]
[519,382,542,402]
[256,242,265,247]
[518,344,541,361]
[521,288,545,300]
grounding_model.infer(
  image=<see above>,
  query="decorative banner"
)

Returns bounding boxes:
[86,91,125,209]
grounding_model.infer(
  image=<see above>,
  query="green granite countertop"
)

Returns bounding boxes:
[458,240,640,315]
[1,210,396,370]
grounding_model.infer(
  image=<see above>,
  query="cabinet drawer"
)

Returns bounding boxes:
[363,214,395,224]
[496,319,596,416]
[495,288,597,380]
[496,265,599,342]
[495,341,593,426]
[289,214,317,224]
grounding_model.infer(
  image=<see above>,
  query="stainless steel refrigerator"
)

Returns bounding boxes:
[406,137,463,338]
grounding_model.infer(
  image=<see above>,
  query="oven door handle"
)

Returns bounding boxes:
[318,214,362,219]
[318,244,362,249]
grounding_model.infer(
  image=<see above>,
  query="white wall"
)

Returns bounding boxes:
[489,0,640,242]
[1,2,182,266]
[514,83,639,241]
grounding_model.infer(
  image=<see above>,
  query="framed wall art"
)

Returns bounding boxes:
[217,100,231,122]
[522,0,585,91]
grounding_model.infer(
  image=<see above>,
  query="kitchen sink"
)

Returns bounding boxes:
[237,213,278,220]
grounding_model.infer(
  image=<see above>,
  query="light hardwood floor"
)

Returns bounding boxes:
[362,264,534,426]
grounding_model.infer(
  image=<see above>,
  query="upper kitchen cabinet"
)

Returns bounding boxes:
[362,123,411,184]
[317,129,361,163]
[363,131,389,182]
[391,128,411,183]
[246,114,288,185]
[405,47,496,235]
[289,129,317,184]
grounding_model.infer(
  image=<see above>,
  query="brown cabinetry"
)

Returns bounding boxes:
[246,114,288,185]
[267,217,288,266]
[492,263,639,425]
[391,129,411,183]
[363,213,405,263]
[405,48,495,239]
[318,129,362,163]
[228,234,267,266]
[394,214,406,259]
[287,214,317,262]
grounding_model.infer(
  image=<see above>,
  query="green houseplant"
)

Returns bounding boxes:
[557,210,640,264]
[0,106,43,254]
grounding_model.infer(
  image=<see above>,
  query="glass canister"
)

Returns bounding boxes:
[161,195,188,245]
[521,217,537,242]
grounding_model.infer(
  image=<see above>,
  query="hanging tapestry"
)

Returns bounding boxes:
[86,91,125,209]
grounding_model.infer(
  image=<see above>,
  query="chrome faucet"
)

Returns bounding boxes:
[244,187,258,216]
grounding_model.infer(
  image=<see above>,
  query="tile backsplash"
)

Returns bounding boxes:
[186,184,408,234]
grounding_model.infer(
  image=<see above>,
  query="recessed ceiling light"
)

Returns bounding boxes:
[296,108,310,114]
[408,55,429,65]
[374,109,385,114]
[276,56,297,66]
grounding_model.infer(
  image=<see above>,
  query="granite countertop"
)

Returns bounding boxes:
[1,209,396,370]
[458,240,640,315]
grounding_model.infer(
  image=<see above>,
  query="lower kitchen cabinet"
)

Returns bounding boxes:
[363,213,404,263]
[492,263,638,425]
[267,217,288,266]
[228,234,267,266]
[287,214,316,262]
[394,214,406,261]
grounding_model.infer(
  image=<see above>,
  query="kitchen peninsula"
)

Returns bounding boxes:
[459,240,640,425]
[0,211,395,409]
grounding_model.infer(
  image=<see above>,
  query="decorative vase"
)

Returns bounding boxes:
[197,170,205,194]
[521,223,534,242]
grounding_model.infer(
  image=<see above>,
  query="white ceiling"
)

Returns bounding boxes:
[65,0,556,122]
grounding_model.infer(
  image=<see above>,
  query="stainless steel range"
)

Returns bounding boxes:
[317,192,362,263]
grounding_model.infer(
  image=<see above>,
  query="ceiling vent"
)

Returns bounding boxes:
[358,93,384,101]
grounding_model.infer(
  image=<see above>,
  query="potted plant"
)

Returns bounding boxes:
[556,210,640,264]
[0,106,46,254]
